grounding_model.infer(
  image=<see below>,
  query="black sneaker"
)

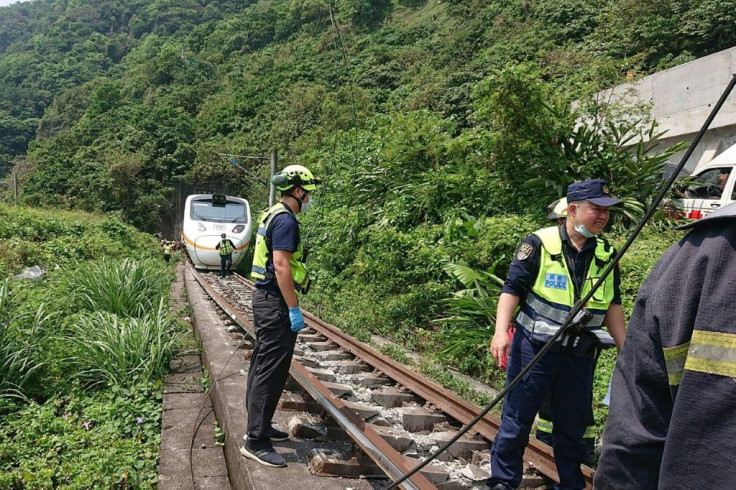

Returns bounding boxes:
[240,445,286,468]
[242,428,290,442]
[268,427,289,442]
[486,482,514,490]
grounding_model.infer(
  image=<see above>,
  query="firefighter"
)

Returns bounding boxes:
[594,202,736,489]
[488,180,626,490]
[241,164,320,468]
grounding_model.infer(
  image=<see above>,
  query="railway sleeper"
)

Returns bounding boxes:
[307,448,385,479]
[287,413,328,439]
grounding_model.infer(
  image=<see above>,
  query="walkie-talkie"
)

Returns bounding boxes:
[569,308,593,332]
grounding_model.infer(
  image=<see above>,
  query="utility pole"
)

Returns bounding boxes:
[269,149,278,206]
[13,173,17,205]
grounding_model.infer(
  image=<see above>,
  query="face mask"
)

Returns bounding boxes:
[573,215,597,238]
[301,195,314,213]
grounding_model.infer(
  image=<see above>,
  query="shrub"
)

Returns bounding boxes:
[60,258,170,317]
[0,280,50,403]
[66,302,181,389]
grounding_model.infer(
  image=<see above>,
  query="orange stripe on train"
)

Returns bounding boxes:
[182,233,250,251]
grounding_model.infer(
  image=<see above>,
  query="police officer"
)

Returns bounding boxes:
[241,164,320,468]
[488,179,626,490]
[535,196,596,466]
[215,233,236,277]
[594,202,736,489]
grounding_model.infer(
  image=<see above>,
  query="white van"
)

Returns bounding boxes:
[678,143,736,219]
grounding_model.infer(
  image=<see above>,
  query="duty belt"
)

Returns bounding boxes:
[541,330,599,357]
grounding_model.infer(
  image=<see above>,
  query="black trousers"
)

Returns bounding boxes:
[537,392,596,466]
[245,288,297,449]
[220,253,232,277]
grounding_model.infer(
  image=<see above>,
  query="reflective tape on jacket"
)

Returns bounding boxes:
[537,418,553,434]
[663,342,690,386]
[685,329,736,378]
[537,417,596,439]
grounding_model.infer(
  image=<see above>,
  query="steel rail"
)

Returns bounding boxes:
[300,303,593,486]
[229,274,591,487]
[189,266,436,490]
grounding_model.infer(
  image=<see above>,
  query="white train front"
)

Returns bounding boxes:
[182,194,252,270]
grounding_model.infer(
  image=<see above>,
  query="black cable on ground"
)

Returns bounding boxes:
[388,73,736,489]
[186,270,250,487]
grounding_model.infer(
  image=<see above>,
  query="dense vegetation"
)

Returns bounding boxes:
[0,204,183,487]
[1,0,734,445]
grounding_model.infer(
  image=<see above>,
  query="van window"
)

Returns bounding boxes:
[687,167,731,199]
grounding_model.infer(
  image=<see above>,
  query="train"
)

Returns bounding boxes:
[182,194,252,270]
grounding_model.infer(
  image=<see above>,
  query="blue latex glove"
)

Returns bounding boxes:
[289,306,304,332]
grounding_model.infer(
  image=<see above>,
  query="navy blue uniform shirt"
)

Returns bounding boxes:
[502,224,621,304]
[254,203,300,298]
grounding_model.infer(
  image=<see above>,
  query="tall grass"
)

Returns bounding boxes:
[0,280,50,402]
[66,302,181,388]
[61,259,170,317]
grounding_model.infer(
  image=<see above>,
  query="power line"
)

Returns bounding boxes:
[218,153,269,186]
[216,152,268,161]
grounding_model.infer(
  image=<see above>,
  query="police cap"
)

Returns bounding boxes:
[567,179,621,207]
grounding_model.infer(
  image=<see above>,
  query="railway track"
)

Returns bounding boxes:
[189,266,594,489]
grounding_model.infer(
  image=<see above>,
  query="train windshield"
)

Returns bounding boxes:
[191,199,247,223]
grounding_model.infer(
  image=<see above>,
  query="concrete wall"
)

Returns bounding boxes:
[603,47,736,172]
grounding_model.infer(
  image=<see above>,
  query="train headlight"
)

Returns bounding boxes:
[232,224,245,234]
[197,223,207,231]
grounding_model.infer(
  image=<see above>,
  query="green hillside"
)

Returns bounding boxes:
[2,0,734,223]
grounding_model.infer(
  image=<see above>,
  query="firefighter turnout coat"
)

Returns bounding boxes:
[595,202,736,489]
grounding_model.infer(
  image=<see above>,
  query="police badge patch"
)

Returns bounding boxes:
[516,243,534,261]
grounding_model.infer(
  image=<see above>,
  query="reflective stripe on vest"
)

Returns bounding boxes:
[515,226,616,345]
[219,240,233,256]
[250,203,309,291]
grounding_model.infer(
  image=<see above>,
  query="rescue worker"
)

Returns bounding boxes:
[241,164,320,468]
[488,179,626,490]
[594,202,736,489]
[215,233,236,278]
[547,197,568,224]
[162,241,173,264]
